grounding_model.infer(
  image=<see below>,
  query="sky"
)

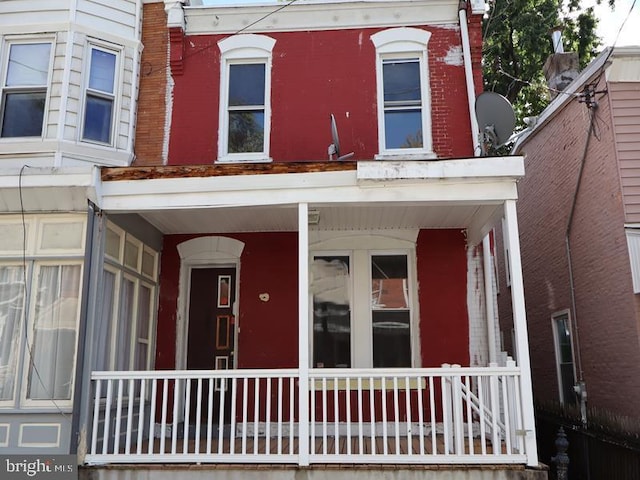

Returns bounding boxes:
[202,0,639,47]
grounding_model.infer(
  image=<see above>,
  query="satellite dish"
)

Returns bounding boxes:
[328,114,354,161]
[475,92,516,155]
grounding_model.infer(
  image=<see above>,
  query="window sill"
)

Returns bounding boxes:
[216,156,273,164]
[375,152,437,161]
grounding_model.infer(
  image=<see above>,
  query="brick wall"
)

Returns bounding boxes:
[497,74,640,417]
[133,2,168,166]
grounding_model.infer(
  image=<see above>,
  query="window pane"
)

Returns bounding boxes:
[0,266,25,401]
[28,265,81,400]
[1,92,46,137]
[384,109,422,149]
[228,111,264,153]
[6,43,51,86]
[95,270,116,371]
[89,49,116,93]
[312,256,351,368]
[372,310,411,367]
[83,94,113,143]
[229,64,265,106]
[116,278,135,371]
[383,60,420,103]
[135,285,151,371]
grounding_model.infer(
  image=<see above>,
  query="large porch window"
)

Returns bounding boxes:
[311,249,415,369]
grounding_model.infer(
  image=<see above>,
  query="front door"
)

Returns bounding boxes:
[186,267,236,422]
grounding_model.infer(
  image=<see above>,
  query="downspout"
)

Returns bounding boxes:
[459,1,481,155]
[565,106,596,426]
[460,1,497,363]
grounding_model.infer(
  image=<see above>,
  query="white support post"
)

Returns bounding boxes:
[298,203,310,466]
[503,200,539,466]
[482,235,498,364]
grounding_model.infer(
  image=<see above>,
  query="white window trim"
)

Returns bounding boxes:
[371,28,434,160]
[310,234,420,369]
[0,36,55,140]
[81,40,123,147]
[551,309,577,405]
[217,34,275,163]
[626,228,640,293]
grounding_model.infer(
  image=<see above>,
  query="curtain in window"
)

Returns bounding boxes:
[27,265,81,400]
[0,265,25,400]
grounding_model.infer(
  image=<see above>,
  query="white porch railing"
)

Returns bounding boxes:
[85,364,529,465]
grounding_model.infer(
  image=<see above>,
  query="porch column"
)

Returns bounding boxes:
[503,199,539,466]
[297,202,310,466]
[482,235,498,363]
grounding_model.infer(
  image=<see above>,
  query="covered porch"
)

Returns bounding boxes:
[81,158,538,468]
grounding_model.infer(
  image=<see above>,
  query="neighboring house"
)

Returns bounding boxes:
[495,46,640,420]
[0,0,546,478]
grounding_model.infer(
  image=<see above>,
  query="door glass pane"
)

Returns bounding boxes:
[311,256,351,368]
[28,265,81,400]
[371,255,411,367]
[0,265,25,401]
[135,285,151,370]
[6,43,51,86]
[116,278,135,371]
[95,270,115,371]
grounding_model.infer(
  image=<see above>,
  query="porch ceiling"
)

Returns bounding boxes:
[137,202,502,240]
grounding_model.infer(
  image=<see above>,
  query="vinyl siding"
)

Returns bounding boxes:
[612,82,640,223]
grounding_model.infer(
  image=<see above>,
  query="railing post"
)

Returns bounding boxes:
[552,426,570,480]
[451,364,464,454]
[298,203,310,466]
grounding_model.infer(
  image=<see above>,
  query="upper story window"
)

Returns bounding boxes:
[218,34,275,163]
[371,28,434,159]
[82,44,119,145]
[0,41,52,138]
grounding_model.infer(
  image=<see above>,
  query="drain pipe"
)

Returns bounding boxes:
[459,1,481,155]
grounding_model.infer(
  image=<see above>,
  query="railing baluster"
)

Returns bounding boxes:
[218,374,227,455]
[265,377,272,455]
[253,377,260,455]
[136,379,146,455]
[405,376,412,456]
[148,378,157,454]
[381,376,388,455]
[113,379,123,454]
[322,377,327,455]
[288,375,294,455]
[310,376,316,456]
[442,374,451,455]
[346,377,351,456]
[160,379,168,454]
[429,376,436,455]
[369,375,375,456]
[393,376,400,454]
[416,374,425,455]
[501,374,512,454]
[102,379,113,455]
[125,378,134,454]
[90,379,101,456]
[277,376,283,455]
[171,378,179,454]
[465,375,473,455]
[357,376,363,455]
[333,376,339,455]
[230,377,238,455]
[183,378,191,454]
[477,376,487,455]
[241,377,248,455]
[194,378,202,455]
[206,377,214,454]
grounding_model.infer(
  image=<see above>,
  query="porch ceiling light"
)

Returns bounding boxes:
[308,209,320,225]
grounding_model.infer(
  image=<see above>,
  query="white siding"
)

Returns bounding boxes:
[76,0,138,39]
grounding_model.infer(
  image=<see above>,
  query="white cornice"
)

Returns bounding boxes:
[184,0,460,35]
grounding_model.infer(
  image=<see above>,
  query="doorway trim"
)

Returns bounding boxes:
[175,236,245,371]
